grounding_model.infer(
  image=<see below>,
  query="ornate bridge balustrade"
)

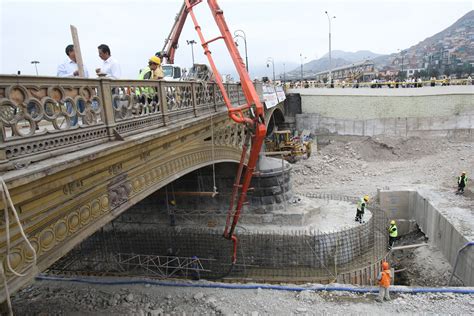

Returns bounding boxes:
[0,75,251,303]
[0,76,246,171]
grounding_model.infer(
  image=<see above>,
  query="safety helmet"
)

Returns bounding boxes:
[149,56,161,65]
[382,261,389,270]
[363,195,369,202]
[390,220,396,225]
[170,200,176,206]
[462,171,466,175]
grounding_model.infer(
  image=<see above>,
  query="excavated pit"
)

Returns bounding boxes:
[49,158,388,285]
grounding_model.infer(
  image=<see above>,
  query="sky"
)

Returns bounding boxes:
[0,0,472,79]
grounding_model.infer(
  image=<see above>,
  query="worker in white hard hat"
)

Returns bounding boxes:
[388,220,398,250]
[355,195,369,223]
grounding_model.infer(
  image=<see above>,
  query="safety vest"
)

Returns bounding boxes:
[136,66,155,96]
[458,175,468,186]
[379,269,391,288]
[389,224,398,238]
[357,198,366,211]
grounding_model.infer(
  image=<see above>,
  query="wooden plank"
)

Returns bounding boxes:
[391,243,428,250]
[70,25,85,77]
[263,151,292,156]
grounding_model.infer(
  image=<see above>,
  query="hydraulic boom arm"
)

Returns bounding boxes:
[178,0,267,264]
[161,1,194,64]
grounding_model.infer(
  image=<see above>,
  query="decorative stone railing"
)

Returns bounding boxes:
[0,76,246,171]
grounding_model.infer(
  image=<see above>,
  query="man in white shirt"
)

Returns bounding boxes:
[96,44,121,79]
[57,44,89,78]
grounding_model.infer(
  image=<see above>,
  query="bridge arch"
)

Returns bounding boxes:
[265,103,285,136]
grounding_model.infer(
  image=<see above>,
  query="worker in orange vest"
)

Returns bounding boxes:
[376,261,392,302]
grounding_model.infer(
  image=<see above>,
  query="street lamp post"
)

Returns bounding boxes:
[300,53,307,80]
[234,30,248,73]
[266,57,275,82]
[325,11,336,82]
[283,63,286,82]
[186,40,197,66]
[398,49,406,79]
[31,60,40,75]
[401,51,406,78]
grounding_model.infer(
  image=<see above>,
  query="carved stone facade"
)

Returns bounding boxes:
[0,76,246,171]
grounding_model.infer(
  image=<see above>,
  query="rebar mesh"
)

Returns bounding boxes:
[49,198,389,283]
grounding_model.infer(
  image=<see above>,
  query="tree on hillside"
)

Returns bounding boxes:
[418,69,428,79]
[444,68,451,77]
[455,66,464,78]
[462,63,473,77]
[428,67,439,78]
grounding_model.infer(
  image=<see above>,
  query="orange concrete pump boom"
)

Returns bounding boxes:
[173,0,266,264]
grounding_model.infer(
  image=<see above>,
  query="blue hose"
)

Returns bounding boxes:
[35,275,474,295]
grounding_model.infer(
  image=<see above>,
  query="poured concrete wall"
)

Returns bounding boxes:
[379,189,474,286]
[292,86,474,139]
[378,190,417,235]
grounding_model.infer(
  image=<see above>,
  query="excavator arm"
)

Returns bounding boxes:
[161,1,194,64]
[172,0,266,264]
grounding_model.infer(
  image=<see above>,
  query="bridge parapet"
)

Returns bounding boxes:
[0,76,246,170]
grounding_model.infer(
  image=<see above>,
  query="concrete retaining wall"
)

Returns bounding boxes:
[291,86,474,120]
[292,86,474,139]
[379,190,474,286]
[297,113,474,139]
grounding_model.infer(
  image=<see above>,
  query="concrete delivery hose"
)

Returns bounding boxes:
[36,275,474,295]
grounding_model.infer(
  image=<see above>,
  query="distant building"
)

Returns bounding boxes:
[312,60,376,82]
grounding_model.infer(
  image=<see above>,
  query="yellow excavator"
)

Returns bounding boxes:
[265,130,311,163]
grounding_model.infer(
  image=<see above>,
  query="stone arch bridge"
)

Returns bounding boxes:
[0,75,287,301]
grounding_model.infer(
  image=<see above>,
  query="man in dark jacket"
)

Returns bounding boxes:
[457,171,468,194]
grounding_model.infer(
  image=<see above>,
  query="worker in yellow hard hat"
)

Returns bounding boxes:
[456,171,468,195]
[355,195,369,223]
[168,199,177,226]
[138,55,163,80]
[388,220,398,250]
[136,56,164,107]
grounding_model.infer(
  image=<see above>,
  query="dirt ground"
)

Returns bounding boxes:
[10,135,474,315]
[10,278,474,315]
[291,136,473,209]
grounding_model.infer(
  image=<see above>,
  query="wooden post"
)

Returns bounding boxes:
[70,25,85,77]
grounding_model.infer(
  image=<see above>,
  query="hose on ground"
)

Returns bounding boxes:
[35,275,474,295]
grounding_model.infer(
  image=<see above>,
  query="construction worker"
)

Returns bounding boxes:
[136,56,163,107]
[168,199,177,226]
[388,220,398,250]
[456,171,468,195]
[376,261,392,302]
[138,56,164,82]
[190,256,200,280]
[355,195,369,223]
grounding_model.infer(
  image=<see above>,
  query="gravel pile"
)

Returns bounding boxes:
[12,279,474,315]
